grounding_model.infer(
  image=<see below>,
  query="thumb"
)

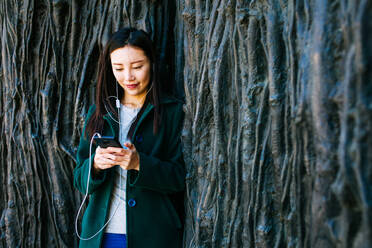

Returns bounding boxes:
[124,142,134,150]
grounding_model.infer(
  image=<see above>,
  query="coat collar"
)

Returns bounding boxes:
[102,95,180,139]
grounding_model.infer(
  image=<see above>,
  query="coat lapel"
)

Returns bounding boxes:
[102,95,178,141]
[103,114,119,138]
[132,103,154,140]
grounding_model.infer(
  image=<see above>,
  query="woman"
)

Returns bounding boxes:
[74,27,185,248]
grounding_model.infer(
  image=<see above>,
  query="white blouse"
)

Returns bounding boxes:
[104,104,140,234]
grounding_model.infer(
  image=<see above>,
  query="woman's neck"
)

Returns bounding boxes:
[121,93,146,109]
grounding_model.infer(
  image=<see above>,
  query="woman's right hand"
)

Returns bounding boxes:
[93,146,125,173]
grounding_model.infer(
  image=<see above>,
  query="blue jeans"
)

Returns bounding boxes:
[101,233,127,248]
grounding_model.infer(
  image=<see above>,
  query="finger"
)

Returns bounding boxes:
[105,147,126,153]
[99,147,126,157]
[112,154,130,162]
[110,148,131,156]
[96,146,103,154]
[123,142,131,149]
[101,153,118,161]
[97,147,113,154]
[124,143,136,151]
[95,152,114,162]
[116,149,132,157]
[96,157,118,166]
[112,155,130,164]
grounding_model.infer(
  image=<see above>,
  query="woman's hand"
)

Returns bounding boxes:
[93,143,140,174]
[119,143,140,171]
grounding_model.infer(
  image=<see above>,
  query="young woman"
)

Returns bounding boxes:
[74,27,185,248]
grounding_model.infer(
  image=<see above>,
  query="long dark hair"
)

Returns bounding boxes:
[85,27,162,139]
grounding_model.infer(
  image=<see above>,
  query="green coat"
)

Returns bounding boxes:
[74,96,185,248]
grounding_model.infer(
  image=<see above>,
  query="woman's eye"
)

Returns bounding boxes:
[133,65,143,69]
[115,68,123,71]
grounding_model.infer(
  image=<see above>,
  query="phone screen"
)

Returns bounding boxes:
[94,136,123,148]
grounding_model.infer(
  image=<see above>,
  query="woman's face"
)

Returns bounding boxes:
[110,45,151,100]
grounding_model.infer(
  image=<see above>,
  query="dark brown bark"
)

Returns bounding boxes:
[1,0,371,247]
[181,0,372,248]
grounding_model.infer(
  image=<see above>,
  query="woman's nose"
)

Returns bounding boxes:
[124,70,135,81]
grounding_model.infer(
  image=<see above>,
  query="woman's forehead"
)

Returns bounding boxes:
[110,46,148,64]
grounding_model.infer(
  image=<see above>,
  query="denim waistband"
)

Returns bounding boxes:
[101,233,127,248]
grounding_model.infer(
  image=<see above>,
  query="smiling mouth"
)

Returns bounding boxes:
[126,84,139,89]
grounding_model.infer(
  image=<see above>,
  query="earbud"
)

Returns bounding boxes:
[116,99,120,109]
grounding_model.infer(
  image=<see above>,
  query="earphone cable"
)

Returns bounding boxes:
[103,83,153,124]
[74,132,121,241]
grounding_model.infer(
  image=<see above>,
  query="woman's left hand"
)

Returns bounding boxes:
[113,143,140,171]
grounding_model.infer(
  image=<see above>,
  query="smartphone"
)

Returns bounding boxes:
[94,136,125,149]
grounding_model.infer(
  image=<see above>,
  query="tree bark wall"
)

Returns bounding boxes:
[1,0,371,247]
[181,1,372,247]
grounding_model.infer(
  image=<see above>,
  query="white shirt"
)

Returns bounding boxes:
[104,104,140,234]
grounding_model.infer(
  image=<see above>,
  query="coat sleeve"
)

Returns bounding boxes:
[128,103,186,194]
[73,105,108,194]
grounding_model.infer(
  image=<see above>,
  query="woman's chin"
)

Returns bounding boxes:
[124,89,147,98]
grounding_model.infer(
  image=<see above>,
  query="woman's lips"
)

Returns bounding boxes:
[126,83,139,89]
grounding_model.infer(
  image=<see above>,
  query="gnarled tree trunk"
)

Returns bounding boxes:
[1,0,371,247]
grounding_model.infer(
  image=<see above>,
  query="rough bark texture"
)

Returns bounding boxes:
[181,1,372,247]
[1,0,371,248]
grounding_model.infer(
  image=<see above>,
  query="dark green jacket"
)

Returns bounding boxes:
[74,96,185,248]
